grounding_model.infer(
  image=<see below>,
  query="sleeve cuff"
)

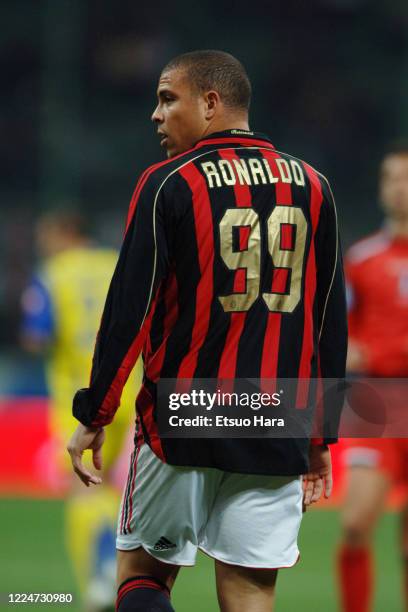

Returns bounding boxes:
[311,437,337,446]
[311,437,324,445]
[73,388,96,427]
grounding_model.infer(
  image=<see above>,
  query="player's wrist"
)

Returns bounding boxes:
[310,439,330,449]
[83,424,104,433]
[75,422,103,436]
[311,438,324,446]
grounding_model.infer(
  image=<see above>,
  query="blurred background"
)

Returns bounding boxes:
[0,0,407,610]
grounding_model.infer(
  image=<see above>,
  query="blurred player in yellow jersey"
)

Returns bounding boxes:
[21,210,142,611]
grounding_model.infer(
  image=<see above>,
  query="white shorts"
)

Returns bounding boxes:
[116,442,303,569]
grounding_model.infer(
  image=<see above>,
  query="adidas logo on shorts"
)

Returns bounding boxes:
[153,536,177,551]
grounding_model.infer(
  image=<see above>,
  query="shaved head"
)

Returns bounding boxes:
[163,50,251,112]
[152,49,251,158]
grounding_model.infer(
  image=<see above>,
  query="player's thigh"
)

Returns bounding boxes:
[117,442,222,566]
[215,559,277,612]
[341,465,390,537]
[117,547,179,591]
[202,473,302,569]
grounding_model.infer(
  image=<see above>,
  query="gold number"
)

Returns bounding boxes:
[218,205,307,313]
[263,206,307,312]
[219,208,260,312]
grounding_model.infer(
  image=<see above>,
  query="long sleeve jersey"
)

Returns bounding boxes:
[73,129,347,475]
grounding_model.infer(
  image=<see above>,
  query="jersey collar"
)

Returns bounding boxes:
[194,129,275,151]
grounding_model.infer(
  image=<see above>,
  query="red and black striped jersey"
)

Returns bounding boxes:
[73,129,347,475]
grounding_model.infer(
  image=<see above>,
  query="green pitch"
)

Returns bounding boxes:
[0,499,400,611]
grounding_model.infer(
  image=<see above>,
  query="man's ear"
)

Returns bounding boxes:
[204,90,220,120]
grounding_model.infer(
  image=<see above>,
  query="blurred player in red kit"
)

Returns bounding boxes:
[338,143,408,612]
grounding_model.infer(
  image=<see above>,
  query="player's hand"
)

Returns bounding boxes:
[302,444,332,507]
[67,423,105,487]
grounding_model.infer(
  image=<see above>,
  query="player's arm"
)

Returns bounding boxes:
[315,175,348,436]
[74,173,171,427]
[303,176,348,504]
[316,177,348,377]
[68,172,171,484]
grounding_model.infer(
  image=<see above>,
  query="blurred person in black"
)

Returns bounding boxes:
[67,50,347,611]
